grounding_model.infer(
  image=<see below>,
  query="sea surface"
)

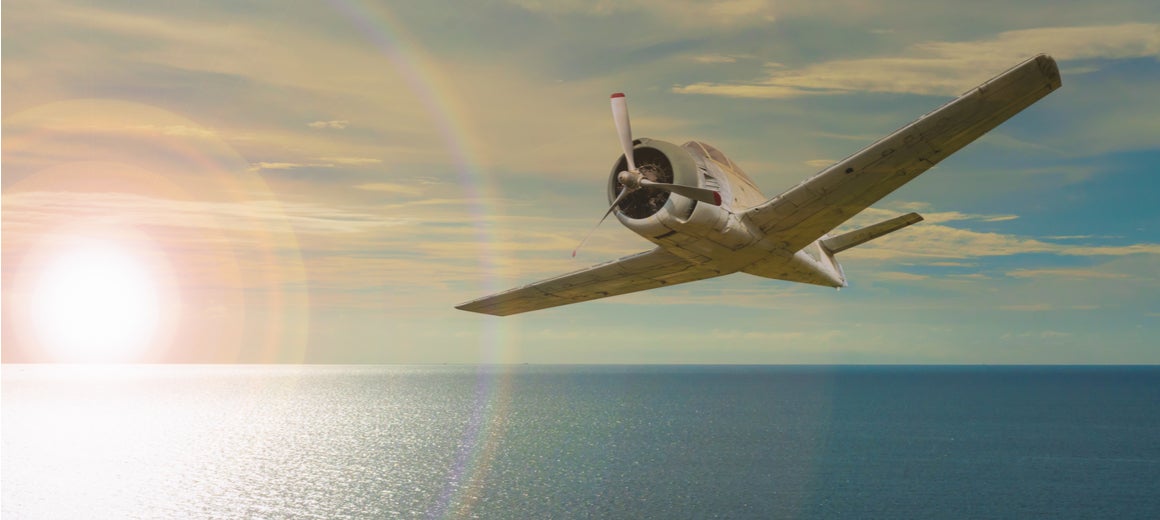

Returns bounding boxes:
[3,365,1158,519]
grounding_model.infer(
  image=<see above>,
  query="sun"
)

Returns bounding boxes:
[30,240,163,362]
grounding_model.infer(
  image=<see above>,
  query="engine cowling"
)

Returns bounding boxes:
[607,138,702,236]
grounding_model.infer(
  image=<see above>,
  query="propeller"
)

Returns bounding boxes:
[572,93,722,257]
[572,187,632,258]
[610,93,636,172]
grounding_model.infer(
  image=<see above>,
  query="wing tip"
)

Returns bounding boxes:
[455,302,509,317]
[1034,53,1062,89]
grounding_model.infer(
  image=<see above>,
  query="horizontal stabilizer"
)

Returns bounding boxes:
[821,212,923,254]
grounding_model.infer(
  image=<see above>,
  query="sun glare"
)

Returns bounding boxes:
[30,241,162,362]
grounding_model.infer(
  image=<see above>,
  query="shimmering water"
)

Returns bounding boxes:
[3,365,1159,519]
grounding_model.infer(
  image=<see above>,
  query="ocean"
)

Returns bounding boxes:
[3,365,1158,519]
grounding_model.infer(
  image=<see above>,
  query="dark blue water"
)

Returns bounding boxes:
[4,365,1159,518]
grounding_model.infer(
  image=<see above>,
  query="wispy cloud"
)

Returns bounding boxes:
[876,271,929,281]
[249,162,328,171]
[1008,268,1132,280]
[928,261,975,267]
[2,191,402,235]
[804,159,837,168]
[308,120,349,130]
[689,54,741,64]
[836,204,1160,262]
[321,156,382,166]
[1001,330,1074,339]
[249,157,383,172]
[675,23,1160,98]
[999,304,1055,312]
[354,183,425,197]
[132,124,219,139]
[847,223,1160,261]
[506,0,776,27]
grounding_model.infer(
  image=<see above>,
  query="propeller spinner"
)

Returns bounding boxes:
[572,93,722,257]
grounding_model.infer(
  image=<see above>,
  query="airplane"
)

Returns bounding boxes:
[457,54,1061,316]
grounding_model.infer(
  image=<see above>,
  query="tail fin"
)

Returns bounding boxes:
[821,213,923,254]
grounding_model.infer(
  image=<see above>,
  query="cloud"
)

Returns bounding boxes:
[354,183,425,197]
[608,283,809,309]
[1066,244,1160,256]
[4,104,225,146]
[673,83,817,99]
[999,304,1054,312]
[928,261,975,267]
[320,157,382,166]
[1008,268,1131,280]
[506,0,776,28]
[844,222,1160,261]
[948,273,990,280]
[2,191,401,235]
[675,23,1160,98]
[921,212,1018,224]
[876,271,928,281]
[308,120,349,129]
[2,3,464,173]
[690,55,740,64]
[249,157,384,172]
[1001,330,1074,339]
[132,124,219,139]
[249,162,324,171]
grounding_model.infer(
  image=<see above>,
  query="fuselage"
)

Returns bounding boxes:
[610,139,846,288]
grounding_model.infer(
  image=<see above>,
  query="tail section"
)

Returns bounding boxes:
[821,213,923,254]
[742,212,923,288]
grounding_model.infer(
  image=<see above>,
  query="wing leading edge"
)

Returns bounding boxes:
[745,54,1062,253]
[456,248,723,316]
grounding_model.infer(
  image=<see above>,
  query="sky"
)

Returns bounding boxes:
[2,0,1158,364]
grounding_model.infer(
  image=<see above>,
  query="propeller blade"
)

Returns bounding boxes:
[572,187,633,258]
[610,93,636,172]
[639,179,722,206]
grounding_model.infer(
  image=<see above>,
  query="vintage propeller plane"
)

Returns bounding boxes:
[457,54,1061,316]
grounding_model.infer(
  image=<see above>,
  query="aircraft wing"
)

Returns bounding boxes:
[745,54,1061,253]
[456,248,723,316]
